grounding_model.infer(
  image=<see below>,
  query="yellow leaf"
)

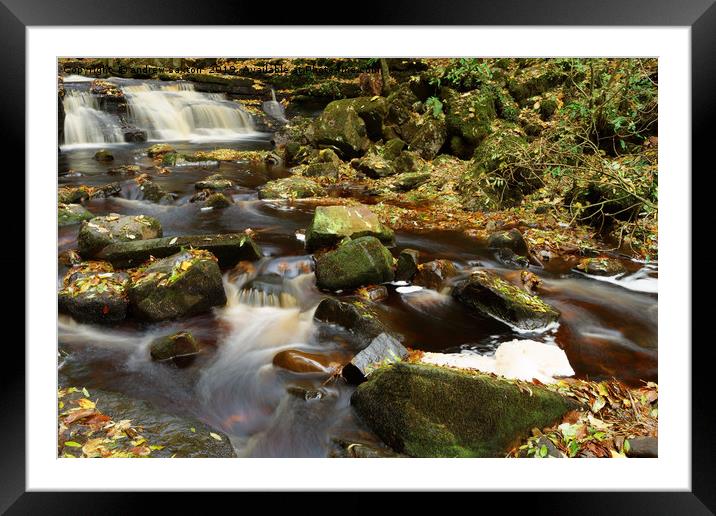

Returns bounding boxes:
[76,398,95,410]
[209,432,223,441]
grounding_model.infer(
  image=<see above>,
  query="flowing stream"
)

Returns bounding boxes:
[58,78,658,457]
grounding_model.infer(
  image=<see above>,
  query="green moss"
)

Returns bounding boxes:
[315,236,395,291]
[351,362,576,457]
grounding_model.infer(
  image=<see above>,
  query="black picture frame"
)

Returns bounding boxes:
[5,0,708,511]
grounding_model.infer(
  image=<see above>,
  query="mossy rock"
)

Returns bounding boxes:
[315,236,395,292]
[58,186,92,204]
[305,205,394,252]
[78,214,162,258]
[407,114,447,160]
[129,250,227,321]
[303,162,339,179]
[205,192,233,208]
[147,143,176,157]
[314,297,389,343]
[386,83,420,127]
[58,203,93,226]
[356,152,396,179]
[394,171,430,192]
[383,138,406,160]
[394,249,420,281]
[138,180,174,203]
[574,257,627,276]
[351,362,576,457]
[312,100,370,158]
[93,149,114,162]
[453,269,559,330]
[329,97,388,141]
[195,174,233,191]
[393,150,424,174]
[507,65,562,103]
[442,87,496,148]
[257,176,326,200]
[58,264,129,323]
[150,331,199,362]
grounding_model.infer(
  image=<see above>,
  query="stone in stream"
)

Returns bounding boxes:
[195,173,233,191]
[58,203,93,226]
[58,183,121,204]
[314,236,395,292]
[93,149,114,162]
[412,259,459,292]
[78,214,163,258]
[149,331,199,366]
[108,164,141,176]
[330,438,406,458]
[487,228,529,257]
[313,297,391,343]
[58,262,129,323]
[305,205,394,252]
[453,269,560,331]
[97,233,262,269]
[128,249,227,321]
[394,249,420,281]
[312,100,370,158]
[205,192,233,208]
[350,362,577,457]
[257,176,327,200]
[574,257,627,276]
[137,179,174,203]
[342,333,408,385]
[147,143,175,157]
[272,349,349,374]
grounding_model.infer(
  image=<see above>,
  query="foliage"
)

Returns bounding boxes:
[429,58,493,90]
[424,96,443,118]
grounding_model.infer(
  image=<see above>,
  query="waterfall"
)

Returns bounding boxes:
[121,82,255,142]
[262,88,288,124]
[62,90,124,147]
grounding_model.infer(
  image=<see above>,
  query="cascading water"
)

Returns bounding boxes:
[121,82,256,142]
[62,90,124,147]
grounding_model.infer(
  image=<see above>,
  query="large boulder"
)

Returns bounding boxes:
[305,205,394,252]
[453,269,559,330]
[442,87,496,150]
[78,214,162,258]
[98,233,261,269]
[407,115,447,160]
[351,362,575,457]
[312,100,370,158]
[58,262,129,323]
[258,176,327,200]
[128,250,227,321]
[58,204,93,226]
[315,236,394,292]
[335,97,389,141]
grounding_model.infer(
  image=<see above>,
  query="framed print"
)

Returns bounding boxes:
[3,0,711,511]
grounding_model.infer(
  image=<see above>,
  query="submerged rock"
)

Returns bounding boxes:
[394,249,420,281]
[128,249,227,321]
[258,176,326,200]
[453,269,559,330]
[314,297,390,343]
[150,331,199,365]
[98,233,261,269]
[312,100,370,158]
[342,333,408,384]
[305,205,394,252]
[351,362,576,457]
[78,214,162,258]
[315,236,395,291]
[58,262,129,323]
[58,203,93,226]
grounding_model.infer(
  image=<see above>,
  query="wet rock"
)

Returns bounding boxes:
[303,162,339,179]
[407,115,447,160]
[330,438,406,458]
[314,297,390,343]
[108,164,141,176]
[93,149,114,162]
[453,269,559,330]
[315,236,395,291]
[413,259,458,291]
[150,331,199,365]
[147,143,176,157]
[382,138,406,160]
[394,171,431,191]
[58,185,92,204]
[355,153,396,178]
[93,182,122,198]
[258,176,327,200]
[78,214,162,258]
[574,257,627,276]
[495,248,530,269]
[97,233,262,268]
[395,249,420,281]
[195,173,233,191]
[357,285,389,302]
[305,205,395,252]
[312,99,370,158]
[272,349,347,374]
[128,250,227,321]
[264,151,282,167]
[342,333,408,384]
[58,249,82,267]
[123,128,147,143]
[351,362,576,457]
[137,179,174,203]
[625,436,657,458]
[488,228,529,257]
[205,192,233,208]
[58,263,129,323]
[58,203,93,226]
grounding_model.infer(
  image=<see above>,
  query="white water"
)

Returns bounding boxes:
[121,82,256,142]
[62,90,125,147]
